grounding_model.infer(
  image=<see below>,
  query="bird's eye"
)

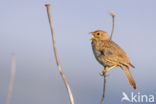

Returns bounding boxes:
[97,33,100,35]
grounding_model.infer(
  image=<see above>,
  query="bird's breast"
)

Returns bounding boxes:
[91,40,115,67]
[91,40,105,66]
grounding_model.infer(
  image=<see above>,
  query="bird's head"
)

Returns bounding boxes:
[89,30,110,40]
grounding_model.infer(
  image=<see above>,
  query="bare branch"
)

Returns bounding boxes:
[100,11,117,104]
[110,11,117,39]
[100,67,107,104]
[6,53,16,104]
[45,3,74,104]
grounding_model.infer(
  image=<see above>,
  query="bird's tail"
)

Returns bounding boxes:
[121,65,136,89]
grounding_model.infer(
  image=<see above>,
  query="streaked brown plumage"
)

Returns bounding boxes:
[90,30,136,89]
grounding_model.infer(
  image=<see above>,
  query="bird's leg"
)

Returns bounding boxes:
[102,65,117,73]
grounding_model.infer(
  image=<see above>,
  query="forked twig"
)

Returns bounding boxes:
[6,53,16,104]
[45,3,74,104]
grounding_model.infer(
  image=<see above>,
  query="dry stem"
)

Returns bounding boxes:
[110,11,117,39]
[45,3,74,104]
[100,11,117,104]
[100,67,107,104]
[6,53,16,104]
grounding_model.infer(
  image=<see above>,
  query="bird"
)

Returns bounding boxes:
[90,30,136,89]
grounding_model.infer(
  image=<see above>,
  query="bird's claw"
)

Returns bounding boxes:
[99,72,104,76]
[103,69,107,73]
[99,72,110,77]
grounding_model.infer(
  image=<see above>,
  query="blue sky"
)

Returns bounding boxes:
[0,0,156,104]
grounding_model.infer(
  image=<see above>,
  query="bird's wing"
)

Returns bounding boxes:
[100,40,131,65]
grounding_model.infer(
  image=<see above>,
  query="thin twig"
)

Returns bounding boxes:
[45,3,74,104]
[100,67,106,104]
[110,11,117,39]
[6,53,16,104]
[100,12,117,104]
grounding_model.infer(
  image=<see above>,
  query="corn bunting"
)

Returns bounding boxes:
[90,30,136,89]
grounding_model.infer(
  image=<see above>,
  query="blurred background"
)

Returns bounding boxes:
[0,0,156,104]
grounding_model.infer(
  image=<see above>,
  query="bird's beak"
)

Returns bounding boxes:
[90,37,95,40]
[89,32,96,40]
[89,32,95,35]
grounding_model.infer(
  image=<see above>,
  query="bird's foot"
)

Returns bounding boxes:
[99,72,109,77]
[102,69,107,73]
[99,72,104,76]
[99,70,107,76]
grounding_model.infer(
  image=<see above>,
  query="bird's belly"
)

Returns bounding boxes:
[97,55,114,67]
[93,50,113,67]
